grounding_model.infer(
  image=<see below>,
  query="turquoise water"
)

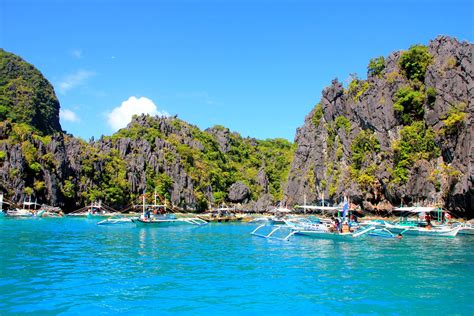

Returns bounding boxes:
[0,218,473,315]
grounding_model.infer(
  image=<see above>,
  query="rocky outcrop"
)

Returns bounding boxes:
[228,182,250,203]
[284,36,473,216]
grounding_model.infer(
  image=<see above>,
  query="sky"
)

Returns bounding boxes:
[1,0,472,141]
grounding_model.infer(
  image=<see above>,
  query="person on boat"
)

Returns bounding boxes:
[424,213,432,226]
[333,217,341,232]
[445,212,451,224]
[341,220,350,233]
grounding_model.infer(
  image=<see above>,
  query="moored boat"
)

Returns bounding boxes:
[132,194,207,227]
[383,207,461,237]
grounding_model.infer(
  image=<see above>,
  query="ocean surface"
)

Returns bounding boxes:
[0,218,472,315]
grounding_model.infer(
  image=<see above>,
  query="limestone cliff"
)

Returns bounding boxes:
[284,36,472,215]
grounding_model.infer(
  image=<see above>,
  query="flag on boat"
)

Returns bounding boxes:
[342,196,349,219]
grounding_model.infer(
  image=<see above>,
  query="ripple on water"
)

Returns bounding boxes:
[0,220,473,315]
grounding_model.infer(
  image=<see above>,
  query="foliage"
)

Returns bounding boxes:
[61,179,76,199]
[351,130,380,170]
[24,187,34,196]
[347,76,370,102]
[445,56,457,70]
[442,102,467,135]
[350,164,378,190]
[325,123,336,151]
[386,71,401,84]
[367,56,385,77]
[33,180,45,192]
[0,150,5,160]
[312,104,323,127]
[0,49,61,135]
[335,116,351,134]
[393,86,425,124]
[391,121,440,183]
[399,45,433,82]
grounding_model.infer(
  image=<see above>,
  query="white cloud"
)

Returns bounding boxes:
[58,70,95,94]
[60,109,80,122]
[71,49,82,59]
[107,96,168,131]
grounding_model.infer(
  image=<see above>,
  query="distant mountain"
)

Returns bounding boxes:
[284,36,472,215]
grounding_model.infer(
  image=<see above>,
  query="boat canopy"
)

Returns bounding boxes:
[295,205,341,211]
[270,207,293,213]
[392,207,438,213]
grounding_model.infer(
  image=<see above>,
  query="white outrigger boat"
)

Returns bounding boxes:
[383,207,461,237]
[67,201,120,218]
[456,222,474,235]
[131,195,207,226]
[251,198,375,241]
[5,196,39,217]
[251,219,375,241]
[250,206,295,225]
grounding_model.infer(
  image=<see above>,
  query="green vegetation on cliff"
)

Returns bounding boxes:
[0,49,61,135]
[399,45,433,82]
[391,121,439,183]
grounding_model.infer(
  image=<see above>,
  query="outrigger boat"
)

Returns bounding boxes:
[251,220,375,241]
[251,197,375,241]
[250,206,295,225]
[5,196,39,217]
[131,195,207,226]
[0,193,5,217]
[455,222,474,235]
[67,201,120,218]
[383,207,461,237]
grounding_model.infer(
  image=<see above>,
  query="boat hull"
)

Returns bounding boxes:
[132,219,189,227]
[295,230,355,241]
[385,224,461,237]
[458,227,474,235]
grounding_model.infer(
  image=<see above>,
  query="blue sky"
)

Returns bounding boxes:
[1,0,472,141]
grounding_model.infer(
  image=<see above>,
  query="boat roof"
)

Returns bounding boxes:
[295,205,341,211]
[270,207,293,213]
[392,206,438,213]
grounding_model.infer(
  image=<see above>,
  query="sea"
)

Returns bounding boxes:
[0,218,472,315]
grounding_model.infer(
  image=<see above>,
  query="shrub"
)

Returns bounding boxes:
[391,121,440,183]
[351,130,380,170]
[34,180,45,192]
[348,76,370,102]
[368,56,385,77]
[445,56,457,70]
[61,179,76,199]
[24,187,34,196]
[442,103,467,134]
[312,104,323,127]
[393,86,425,124]
[399,45,433,82]
[335,116,351,134]
[386,71,401,84]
